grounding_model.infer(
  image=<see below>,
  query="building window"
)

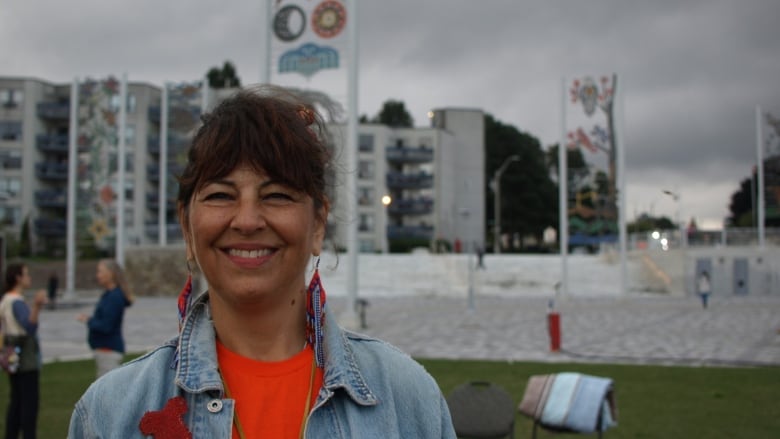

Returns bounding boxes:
[0,206,21,226]
[0,177,21,197]
[109,93,137,113]
[358,160,374,179]
[359,240,375,252]
[358,213,374,232]
[0,150,22,169]
[125,124,136,146]
[0,89,23,109]
[358,187,374,206]
[0,121,23,141]
[359,134,374,152]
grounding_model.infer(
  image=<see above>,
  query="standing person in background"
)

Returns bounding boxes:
[47,271,58,310]
[697,271,711,309]
[69,86,455,438]
[1,263,48,439]
[77,259,134,378]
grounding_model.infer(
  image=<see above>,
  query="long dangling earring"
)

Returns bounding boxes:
[173,259,194,369]
[306,257,326,368]
[177,259,194,331]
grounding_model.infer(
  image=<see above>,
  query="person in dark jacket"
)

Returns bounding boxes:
[1,262,48,439]
[77,259,134,378]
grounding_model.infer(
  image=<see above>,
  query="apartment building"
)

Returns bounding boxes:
[0,75,484,256]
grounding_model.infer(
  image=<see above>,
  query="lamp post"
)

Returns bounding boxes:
[662,189,685,248]
[381,195,392,253]
[491,155,521,254]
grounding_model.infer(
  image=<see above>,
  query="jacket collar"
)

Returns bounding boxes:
[174,293,378,406]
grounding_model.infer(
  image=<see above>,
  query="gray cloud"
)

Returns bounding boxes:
[2,0,778,226]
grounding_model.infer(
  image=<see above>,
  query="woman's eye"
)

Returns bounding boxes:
[265,192,294,201]
[203,192,232,201]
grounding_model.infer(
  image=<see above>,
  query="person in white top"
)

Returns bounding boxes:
[696,271,711,309]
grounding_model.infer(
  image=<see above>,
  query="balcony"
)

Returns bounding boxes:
[35,189,67,208]
[387,225,434,240]
[35,162,69,180]
[386,145,433,164]
[34,218,67,237]
[1,156,21,170]
[147,163,185,182]
[36,102,70,120]
[387,197,434,216]
[36,134,69,153]
[386,171,434,190]
[147,135,191,155]
[148,105,201,126]
[146,192,176,211]
[144,221,183,241]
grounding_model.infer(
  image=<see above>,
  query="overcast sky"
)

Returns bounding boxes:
[3,0,778,229]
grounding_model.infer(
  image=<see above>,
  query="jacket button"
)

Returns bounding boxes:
[207,399,223,413]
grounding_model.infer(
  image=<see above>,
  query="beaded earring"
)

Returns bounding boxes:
[306,257,326,368]
[172,260,194,369]
[177,260,194,331]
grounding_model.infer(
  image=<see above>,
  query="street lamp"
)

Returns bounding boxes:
[491,155,521,254]
[662,189,685,248]
[381,195,392,253]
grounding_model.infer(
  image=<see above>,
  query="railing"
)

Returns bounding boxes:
[387,197,434,215]
[36,134,69,153]
[35,190,67,208]
[147,135,191,155]
[386,171,434,189]
[626,228,780,251]
[385,146,434,163]
[35,162,68,180]
[36,102,70,120]
[34,218,66,236]
[387,225,434,240]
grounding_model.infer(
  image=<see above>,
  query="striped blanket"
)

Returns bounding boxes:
[518,372,617,433]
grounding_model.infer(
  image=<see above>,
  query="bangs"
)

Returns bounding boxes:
[178,87,328,209]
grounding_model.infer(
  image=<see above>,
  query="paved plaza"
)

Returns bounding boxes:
[39,293,780,367]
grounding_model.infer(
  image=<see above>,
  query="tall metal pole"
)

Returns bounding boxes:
[492,155,519,254]
[159,84,169,246]
[344,0,360,327]
[559,77,569,298]
[116,73,128,266]
[756,105,765,248]
[65,78,79,300]
[260,0,272,84]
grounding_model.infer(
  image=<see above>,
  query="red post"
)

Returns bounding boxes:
[548,312,561,352]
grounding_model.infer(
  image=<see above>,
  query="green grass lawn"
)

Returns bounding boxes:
[0,356,778,438]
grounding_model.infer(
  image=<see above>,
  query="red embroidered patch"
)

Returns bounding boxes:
[138,396,192,439]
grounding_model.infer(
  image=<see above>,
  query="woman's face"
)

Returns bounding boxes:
[17,266,31,289]
[182,165,327,306]
[96,262,114,289]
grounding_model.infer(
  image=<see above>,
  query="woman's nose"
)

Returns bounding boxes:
[230,199,267,233]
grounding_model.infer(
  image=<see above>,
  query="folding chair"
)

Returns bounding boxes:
[518,372,617,438]
[446,381,516,439]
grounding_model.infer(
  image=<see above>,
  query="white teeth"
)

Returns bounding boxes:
[228,248,272,258]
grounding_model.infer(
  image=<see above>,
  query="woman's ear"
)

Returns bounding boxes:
[312,201,329,256]
[178,203,194,260]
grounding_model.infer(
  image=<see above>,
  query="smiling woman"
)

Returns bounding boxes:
[68,85,456,439]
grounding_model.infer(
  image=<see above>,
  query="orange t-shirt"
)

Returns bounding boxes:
[217,341,324,439]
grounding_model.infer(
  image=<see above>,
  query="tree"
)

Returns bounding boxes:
[206,61,241,89]
[485,114,557,251]
[372,100,414,128]
[727,175,754,227]
[628,214,675,233]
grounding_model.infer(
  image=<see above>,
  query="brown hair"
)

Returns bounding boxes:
[177,85,332,222]
[4,263,26,293]
[98,259,134,304]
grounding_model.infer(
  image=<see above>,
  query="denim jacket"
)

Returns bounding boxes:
[68,293,456,438]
